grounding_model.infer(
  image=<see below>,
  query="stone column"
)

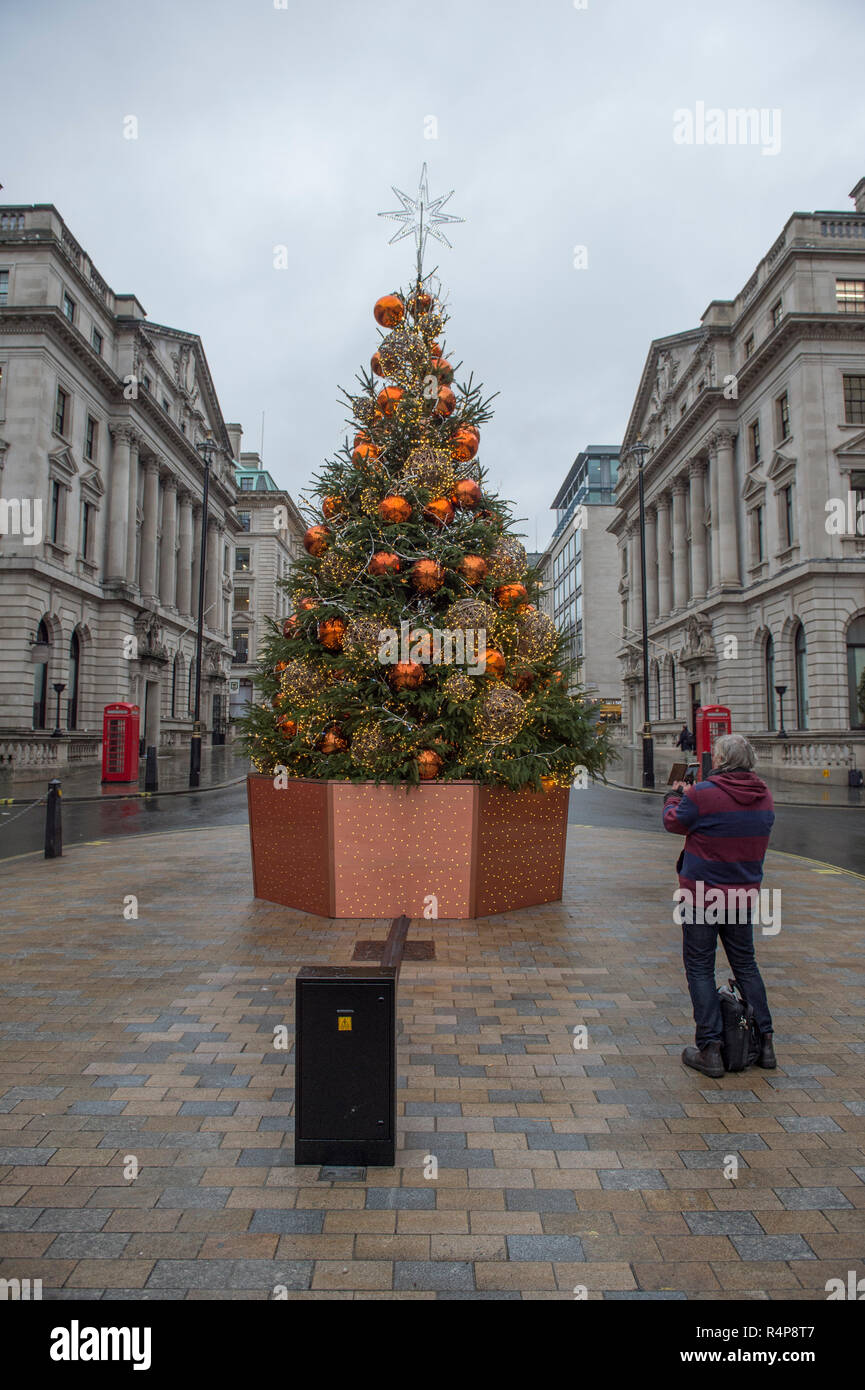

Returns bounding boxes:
[190,505,203,622]
[645,504,659,623]
[138,457,161,601]
[176,491,194,616]
[671,477,689,609]
[126,437,140,584]
[205,518,221,629]
[656,493,672,616]
[106,424,135,583]
[628,523,642,635]
[712,429,740,587]
[688,459,708,601]
[159,475,178,610]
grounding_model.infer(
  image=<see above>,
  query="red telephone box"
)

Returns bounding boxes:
[696,704,732,773]
[101,702,140,782]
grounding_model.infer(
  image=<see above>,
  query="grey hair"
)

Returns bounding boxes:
[713,732,756,771]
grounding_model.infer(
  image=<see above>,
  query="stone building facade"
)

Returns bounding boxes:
[0,204,240,775]
[229,437,306,721]
[611,178,865,782]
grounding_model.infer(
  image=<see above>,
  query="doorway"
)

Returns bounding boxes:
[690,681,702,740]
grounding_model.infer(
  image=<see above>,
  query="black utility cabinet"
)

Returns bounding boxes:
[294,965,396,1166]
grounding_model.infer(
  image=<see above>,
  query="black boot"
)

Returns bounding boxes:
[682,1042,724,1078]
[758,1032,777,1069]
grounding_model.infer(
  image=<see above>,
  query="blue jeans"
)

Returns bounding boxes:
[681,910,773,1049]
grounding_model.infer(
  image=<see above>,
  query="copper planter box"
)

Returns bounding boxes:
[247,775,569,919]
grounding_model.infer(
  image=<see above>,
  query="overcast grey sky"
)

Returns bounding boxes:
[4,0,865,546]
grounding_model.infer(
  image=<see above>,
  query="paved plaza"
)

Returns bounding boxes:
[0,822,863,1300]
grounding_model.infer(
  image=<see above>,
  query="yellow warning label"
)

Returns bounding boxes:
[338,1016,352,1031]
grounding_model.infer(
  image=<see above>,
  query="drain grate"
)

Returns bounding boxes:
[352,940,435,962]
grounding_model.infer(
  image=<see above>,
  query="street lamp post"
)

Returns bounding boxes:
[629,439,654,788]
[189,434,217,788]
[51,682,66,738]
[775,684,788,739]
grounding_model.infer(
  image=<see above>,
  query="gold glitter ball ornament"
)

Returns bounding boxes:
[485,536,528,583]
[444,597,499,640]
[515,609,558,662]
[442,671,475,704]
[350,721,403,773]
[344,615,387,664]
[319,549,358,585]
[474,685,527,743]
[279,657,336,705]
[402,446,455,495]
[376,327,429,383]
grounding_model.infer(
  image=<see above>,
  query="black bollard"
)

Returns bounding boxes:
[44,779,62,859]
[144,745,158,792]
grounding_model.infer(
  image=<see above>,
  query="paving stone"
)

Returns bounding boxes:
[249,1211,325,1234]
[366,1189,436,1210]
[146,1259,312,1290]
[32,1210,113,1232]
[730,1234,817,1260]
[684,1212,763,1236]
[0,1147,57,1165]
[778,1117,843,1133]
[505,1190,578,1213]
[772,1187,853,1210]
[394,1261,474,1292]
[44,1233,131,1258]
[598,1170,668,1190]
[506,1235,585,1261]
[155,1187,231,1210]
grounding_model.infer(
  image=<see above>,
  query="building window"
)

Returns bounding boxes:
[161,397,171,413]
[238,510,251,532]
[54,386,68,436]
[85,415,98,461]
[782,484,794,547]
[765,633,776,731]
[751,504,765,565]
[81,501,93,558]
[233,586,250,612]
[235,547,250,571]
[847,615,865,727]
[62,292,76,324]
[50,480,61,543]
[770,299,783,328]
[670,658,677,721]
[32,619,50,729]
[654,664,661,721]
[794,623,808,731]
[850,472,865,536]
[749,419,761,465]
[843,374,865,425]
[240,476,254,490]
[744,333,755,359]
[171,651,183,718]
[836,279,865,314]
[233,630,249,664]
[142,374,151,392]
[67,631,81,730]
[91,327,103,355]
[776,392,790,441]
[0,269,9,304]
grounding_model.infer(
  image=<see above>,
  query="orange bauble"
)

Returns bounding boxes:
[408,290,433,315]
[274,660,288,674]
[450,426,479,461]
[417,749,443,780]
[424,497,455,527]
[282,616,298,638]
[433,385,456,417]
[317,617,347,651]
[495,583,529,609]
[458,554,487,586]
[276,715,298,738]
[353,441,380,466]
[409,559,445,593]
[370,351,384,377]
[431,356,453,384]
[368,550,401,576]
[297,597,318,612]
[374,294,404,327]
[429,340,443,357]
[378,495,412,524]
[515,602,536,615]
[377,386,404,416]
[390,660,425,691]
[480,649,506,679]
[322,494,346,519]
[320,726,348,754]
[513,669,535,693]
[303,525,329,556]
[452,479,482,509]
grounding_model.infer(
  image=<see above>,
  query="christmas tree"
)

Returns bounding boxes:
[242,169,611,790]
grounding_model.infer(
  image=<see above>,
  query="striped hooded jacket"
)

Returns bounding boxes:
[662,769,775,903]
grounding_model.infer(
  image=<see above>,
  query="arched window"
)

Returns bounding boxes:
[67,631,80,730]
[765,633,776,731]
[847,615,865,728]
[187,658,197,719]
[794,624,808,730]
[171,651,183,718]
[32,619,50,729]
[654,663,662,722]
[669,658,677,721]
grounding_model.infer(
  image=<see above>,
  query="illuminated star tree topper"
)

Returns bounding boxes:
[378,163,465,280]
